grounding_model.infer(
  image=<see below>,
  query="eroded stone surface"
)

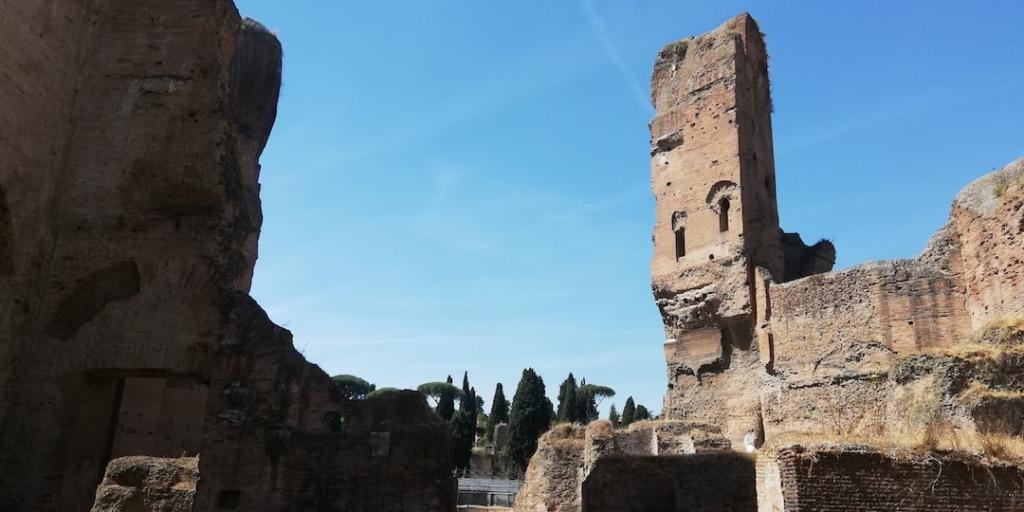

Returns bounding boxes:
[0,2,455,511]
[513,421,731,512]
[517,11,1024,512]
[90,457,198,512]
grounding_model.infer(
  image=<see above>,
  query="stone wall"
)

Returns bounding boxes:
[0,1,455,511]
[767,447,1024,512]
[90,457,198,512]
[648,10,1024,452]
[514,421,732,512]
[767,260,970,381]
[646,13,757,445]
[651,13,834,447]
[759,158,1024,442]
[949,158,1024,329]
[0,2,98,426]
[581,454,757,512]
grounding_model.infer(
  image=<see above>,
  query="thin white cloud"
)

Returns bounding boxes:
[581,0,652,114]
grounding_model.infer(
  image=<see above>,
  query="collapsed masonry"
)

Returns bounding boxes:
[516,12,1024,512]
[0,1,454,511]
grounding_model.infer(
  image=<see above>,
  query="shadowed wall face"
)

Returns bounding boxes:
[0,2,457,511]
[581,454,757,512]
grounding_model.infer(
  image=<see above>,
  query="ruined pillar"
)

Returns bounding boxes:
[650,13,781,446]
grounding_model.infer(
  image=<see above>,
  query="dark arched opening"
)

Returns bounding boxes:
[0,184,11,277]
[718,198,730,232]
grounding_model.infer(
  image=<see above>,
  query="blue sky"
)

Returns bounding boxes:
[235,0,1023,415]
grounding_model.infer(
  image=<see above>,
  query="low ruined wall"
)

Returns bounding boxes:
[513,425,585,512]
[759,158,1024,443]
[515,421,731,512]
[581,454,757,512]
[195,296,457,512]
[769,260,970,380]
[90,456,197,512]
[771,447,1024,511]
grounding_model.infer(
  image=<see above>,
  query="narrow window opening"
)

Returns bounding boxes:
[675,228,686,259]
[718,198,730,232]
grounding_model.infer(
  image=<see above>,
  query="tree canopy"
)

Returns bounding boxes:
[330,374,376,400]
[486,382,510,442]
[437,375,456,421]
[634,404,651,421]
[608,403,620,425]
[578,384,615,401]
[505,368,553,471]
[417,381,464,406]
[451,374,479,470]
[365,387,401,399]
[555,373,581,423]
[621,396,636,427]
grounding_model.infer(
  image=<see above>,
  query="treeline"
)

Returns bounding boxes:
[331,370,654,472]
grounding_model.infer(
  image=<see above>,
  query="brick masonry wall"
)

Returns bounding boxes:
[775,447,1024,512]
[769,260,971,379]
[951,159,1024,329]
[581,454,757,512]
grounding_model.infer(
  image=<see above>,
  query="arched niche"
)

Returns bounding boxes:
[705,180,737,233]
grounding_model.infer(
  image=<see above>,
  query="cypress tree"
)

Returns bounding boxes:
[556,373,580,423]
[621,396,636,427]
[451,379,478,470]
[450,408,475,469]
[487,383,510,442]
[505,368,552,471]
[437,375,456,421]
[608,404,620,426]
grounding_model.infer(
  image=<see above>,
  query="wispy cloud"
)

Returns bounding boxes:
[581,0,652,114]
[262,178,648,322]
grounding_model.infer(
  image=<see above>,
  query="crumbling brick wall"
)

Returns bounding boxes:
[759,159,1024,442]
[0,1,456,511]
[581,454,757,512]
[90,457,198,512]
[948,158,1024,329]
[514,421,733,512]
[771,447,1024,512]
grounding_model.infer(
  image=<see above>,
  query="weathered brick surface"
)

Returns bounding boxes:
[950,159,1024,329]
[774,447,1024,512]
[581,454,757,512]
[770,261,970,375]
[648,11,1024,454]
[0,1,456,511]
[90,457,198,512]
[515,421,732,512]
[652,13,808,448]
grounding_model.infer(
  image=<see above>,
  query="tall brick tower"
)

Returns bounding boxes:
[650,13,782,444]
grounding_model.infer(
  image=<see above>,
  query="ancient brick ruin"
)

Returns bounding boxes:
[0,1,454,511]
[1,3,1021,511]
[650,12,1023,452]
[515,12,1024,512]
